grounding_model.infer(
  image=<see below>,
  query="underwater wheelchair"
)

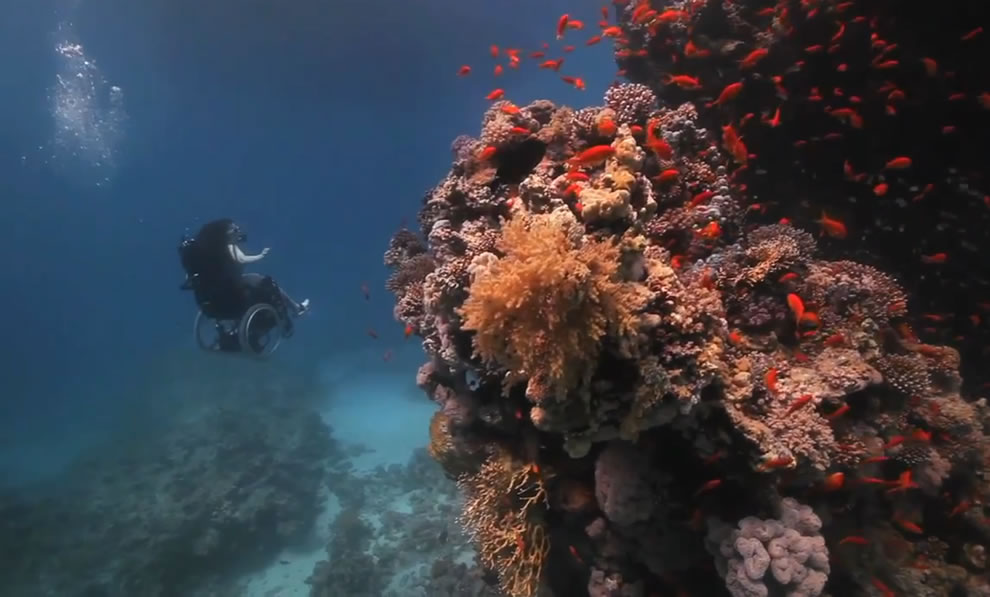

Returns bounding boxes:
[178,237,294,358]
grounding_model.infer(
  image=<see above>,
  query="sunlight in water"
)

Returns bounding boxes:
[48,19,126,187]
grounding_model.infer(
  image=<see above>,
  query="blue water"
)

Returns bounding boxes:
[0,0,613,482]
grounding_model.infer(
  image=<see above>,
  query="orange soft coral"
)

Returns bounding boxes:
[459,213,643,401]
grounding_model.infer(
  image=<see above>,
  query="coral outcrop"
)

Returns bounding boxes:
[388,68,990,596]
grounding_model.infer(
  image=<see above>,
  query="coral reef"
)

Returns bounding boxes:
[388,80,990,596]
[0,386,334,597]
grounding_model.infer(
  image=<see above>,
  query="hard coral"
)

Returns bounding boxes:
[706,498,830,597]
[459,212,644,401]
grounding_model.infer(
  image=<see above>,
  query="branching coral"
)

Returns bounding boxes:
[458,453,550,597]
[459,212,645,401]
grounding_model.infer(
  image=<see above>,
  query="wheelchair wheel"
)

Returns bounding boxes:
[238,303,284,358]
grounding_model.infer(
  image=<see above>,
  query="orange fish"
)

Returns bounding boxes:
[824,333,845,347]
[566,19,584,30]
[709,81,744,106]
[696,221,722,239]
[561,75,586,90]
[759,455,793,470]
[457,65,471,76]
[766,106,781,127]
[586,35,602,46]
[556,14,570,39]
[568,145,615,166]
[689,190,714,208]
[787,293,805,322]
[962,26,984,41]
[827,403,850,420]
[785,394,814,415]
[598,117,617,137]
[816,211,847,239]
[478,145,497,161]
[663,74,702,89]
[921,252,947,264]
[822,472,845,491]
[693,478,722,496]
[884,435,904,449]
[895,518,923,534]
[765,368,779,393]
[539,58,565,71]
[950,500,972,517]
[656,168,680,183]
[486,88,505,101]
[739,48,769,69]
[404,324,414,338]
[885,156,912,169]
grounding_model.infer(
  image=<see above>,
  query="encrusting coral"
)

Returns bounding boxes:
[387,77,990,596]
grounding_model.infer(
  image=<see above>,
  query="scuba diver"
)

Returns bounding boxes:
[179,218,309,355]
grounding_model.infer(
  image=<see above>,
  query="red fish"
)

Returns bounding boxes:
[709,81,744,106]
[694,478,722,496]
[827,403,850,420]
[598,117,617,137]
[663,74,702,89]
[873,183,889,196]
[486,88,505,101]
[962,26,984,41]
[787,293,805,322]
[765,368,779,393]
[839,535,868,545]
[457,65,471,76]
[556,14,569,39]
[785,394,814,415]
[921,252,947,264]
[404,324,414,338]
[816,211,847,239]
[478,145,497,161]
[885,156,912,170]
[739,48,769,69]
[568,145,615,166]
[822,472,845,491]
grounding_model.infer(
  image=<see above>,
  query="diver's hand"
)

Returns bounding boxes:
[260,247,271,257]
